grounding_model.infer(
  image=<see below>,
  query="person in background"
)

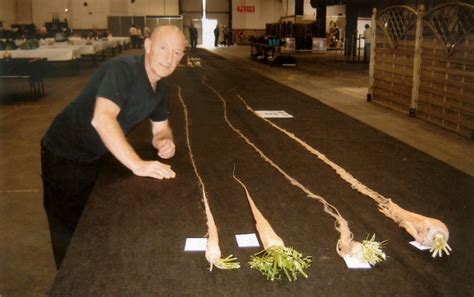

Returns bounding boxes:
[137,26,143,48]
[99,30,109,39]
[213,25,220,47]
[129,24,138,48]
[238,31,244,44]
[223,26,231,47]
[334,23,340,42]
[144,26,151,39]
[364,24,372,63]
[41,25,186,269]
[37,26,49,39]
[62,27,71,38]
[188,23,198,49]
[326,21,336,47]
[54,30,67,42]
[88,27,99,40]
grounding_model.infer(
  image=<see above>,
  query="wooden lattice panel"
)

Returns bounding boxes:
[371,3,474,139]
[372,8,417,113]
[418,28,474,139]
[377,6,417,49]
[424,3,474,55]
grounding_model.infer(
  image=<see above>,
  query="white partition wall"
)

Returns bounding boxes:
[206,0,230,28]
[0,0,17,28]
[2,0,298,32]
[71,0,110,29]
[109,0,127,15]
[28,0,180,29]
[126,0,179,16]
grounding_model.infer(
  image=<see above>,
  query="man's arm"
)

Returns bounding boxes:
[91,97,175,179]
[151,119,175,159]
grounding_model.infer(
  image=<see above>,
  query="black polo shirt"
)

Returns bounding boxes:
[42,55,168,162]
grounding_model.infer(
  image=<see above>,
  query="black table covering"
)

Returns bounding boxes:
[0,57,47,80]
[50,50,473,296]
[0,57,47,98]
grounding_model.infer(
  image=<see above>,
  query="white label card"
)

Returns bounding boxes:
[343,255,371,269]
[255,110,293,118]
[409,241,431,251]
[184,238,207,251]
[235,233,260,248]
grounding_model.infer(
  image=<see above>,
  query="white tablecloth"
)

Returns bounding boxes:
[109,37,130,45]
[65,40,106,53]
[0,47,81,61]
[68,37,118,49]
[39,44,98,55]
[103,40,118,49]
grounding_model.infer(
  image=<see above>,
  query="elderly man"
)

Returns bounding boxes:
[41,25,186,269]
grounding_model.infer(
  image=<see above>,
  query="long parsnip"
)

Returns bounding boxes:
[232,90,451,257]
[178,86,240,271]
[203,77,386,265]
[233,169,311,281]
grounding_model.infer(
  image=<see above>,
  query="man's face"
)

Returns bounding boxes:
[145,27,185,80]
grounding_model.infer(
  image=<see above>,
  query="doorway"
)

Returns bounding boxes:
[201,18,217,47]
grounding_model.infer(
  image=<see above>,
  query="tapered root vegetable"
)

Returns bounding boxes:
[233,170,311,281]
[177,86,240,271]
[203,191,240,271]
[335,220,386,265]
[379,200,451,257]
[203,76,385,266]
[232,89,450,258]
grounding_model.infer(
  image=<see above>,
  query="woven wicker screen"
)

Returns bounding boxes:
[417,3,474,139]
[372,6,417,113]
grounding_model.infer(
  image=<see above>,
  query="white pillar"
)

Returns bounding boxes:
[368,8,376,102]
[409,4,425,117]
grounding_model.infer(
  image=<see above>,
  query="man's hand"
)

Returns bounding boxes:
[132,160,176,179]
[156,139,175,159]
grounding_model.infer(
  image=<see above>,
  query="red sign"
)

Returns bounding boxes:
[237,5,255,13]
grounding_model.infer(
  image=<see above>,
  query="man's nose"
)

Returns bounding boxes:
[165,51,173,64]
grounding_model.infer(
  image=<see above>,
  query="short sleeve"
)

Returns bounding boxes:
[96,61,132,108]
[150,79,169,122]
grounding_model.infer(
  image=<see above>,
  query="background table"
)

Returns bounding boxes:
[0,58,47,98]
[41,43,101,56]
[0,47,81,61]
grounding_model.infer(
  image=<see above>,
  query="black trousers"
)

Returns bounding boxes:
[41,144,101,269]
[190,37,197,48]
[131,35,139,48]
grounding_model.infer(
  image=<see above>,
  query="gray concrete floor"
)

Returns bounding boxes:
[1,62,102,296]
[0,46,472,297]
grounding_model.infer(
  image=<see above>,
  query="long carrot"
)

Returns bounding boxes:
[232,90,451,258]
[233,168,311,281]
[177,86,240,271]
[202,76,386,266]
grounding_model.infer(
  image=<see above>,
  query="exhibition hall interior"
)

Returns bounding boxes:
[0,0,472,296]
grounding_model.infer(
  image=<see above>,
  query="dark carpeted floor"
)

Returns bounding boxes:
[50,49,473,296]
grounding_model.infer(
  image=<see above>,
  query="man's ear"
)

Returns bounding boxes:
[144,38,151,54]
